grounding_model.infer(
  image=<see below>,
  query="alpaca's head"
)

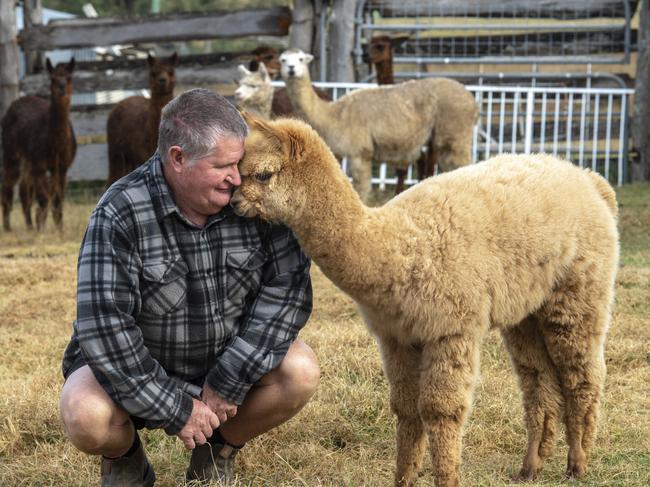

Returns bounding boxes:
[249,45,281,80]
[146,52,178,96]
[363,35,410,64]
[231,112,314,224]
[234,63,272,104]
[46,57,75,105]
[279,48,313,80]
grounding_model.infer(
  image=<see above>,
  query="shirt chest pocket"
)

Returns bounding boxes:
[141,258,189,315]
[225,248,267,306]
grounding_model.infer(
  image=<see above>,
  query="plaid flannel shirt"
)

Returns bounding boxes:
[62,156,312,435]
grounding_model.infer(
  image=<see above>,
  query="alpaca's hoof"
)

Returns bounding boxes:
[511,468,539,483]
[565,463,587,480]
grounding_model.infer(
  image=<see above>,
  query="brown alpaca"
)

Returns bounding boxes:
[367,35,436,193]
[279,48,478,202]
[1,58,77,231]
[248,44,282,80]
[106,53,178,184]
[232,114,620,487]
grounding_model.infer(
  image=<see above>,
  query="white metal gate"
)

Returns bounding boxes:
[273,81,634,187]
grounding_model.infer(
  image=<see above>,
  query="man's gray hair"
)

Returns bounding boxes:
[157,88,248,162]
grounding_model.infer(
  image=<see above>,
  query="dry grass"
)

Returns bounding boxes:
[0,183,649,486]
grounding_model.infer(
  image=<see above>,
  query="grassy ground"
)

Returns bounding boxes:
[0,183,648,486]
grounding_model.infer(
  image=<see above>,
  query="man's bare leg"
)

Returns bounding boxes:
[218,339,320,445]
[59,365,134,458]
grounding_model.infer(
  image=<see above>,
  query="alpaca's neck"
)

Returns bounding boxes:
[374,59,394,85]
[147,92,173,147]
[48,97,73,149]
[288,137,394,300]
[284,75,334,130]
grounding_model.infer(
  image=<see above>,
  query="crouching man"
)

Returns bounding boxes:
[59,89,319,486]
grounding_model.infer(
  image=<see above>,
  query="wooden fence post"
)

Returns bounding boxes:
[327,0,357,82]
[1,0,21,169]
[23,0,44,74]
[632,0,650,181]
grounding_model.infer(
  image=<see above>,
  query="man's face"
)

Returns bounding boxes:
[168,136,245,221]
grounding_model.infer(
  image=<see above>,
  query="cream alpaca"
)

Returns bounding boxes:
[234,63,274,119]
[231,114,619,487]
[279,48,478,201]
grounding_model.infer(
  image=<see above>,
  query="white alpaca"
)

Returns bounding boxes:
[279,48,478,201]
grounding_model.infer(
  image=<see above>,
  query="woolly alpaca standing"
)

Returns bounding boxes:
[279,48,478,201]
[1,58,77,231]
[366,35,435,192]
[106,53,178,184]
[231,114,619,487]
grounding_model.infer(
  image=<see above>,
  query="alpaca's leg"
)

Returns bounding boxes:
[51,168,67,231]
[377,336,426,487]
[538,272,613,479]
[501,316,563,481]
[395,168,407,194]
[33,170,50,231]
[18,177,34,229]
[1,158,20,231]
[349,156,372,202]
[419,333,482,487]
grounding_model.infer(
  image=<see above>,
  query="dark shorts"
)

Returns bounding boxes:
[64,353,203,431]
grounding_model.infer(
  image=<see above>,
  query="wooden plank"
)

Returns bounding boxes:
[365,0,637,20]
[20,7,291,50]
[20,60,243,96]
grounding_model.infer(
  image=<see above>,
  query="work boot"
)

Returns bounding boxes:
[186,440,240,485]
[100,434,155,487]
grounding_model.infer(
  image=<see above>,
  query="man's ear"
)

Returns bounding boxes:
[168,146,186,172]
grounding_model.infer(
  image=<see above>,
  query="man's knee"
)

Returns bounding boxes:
[282,341,321,403]
[60,368,131,454]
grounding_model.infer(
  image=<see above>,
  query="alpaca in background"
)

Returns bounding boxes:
[279,48,478,201]
[235,62,332,120]
[1,58,77,231]
[366,35,436,193]
[232,113,619,487]
[106,53,178,184]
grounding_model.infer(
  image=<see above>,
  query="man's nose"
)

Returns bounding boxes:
[229,167,241,186]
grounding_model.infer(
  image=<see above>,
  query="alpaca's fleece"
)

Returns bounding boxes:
[233,115,619,487]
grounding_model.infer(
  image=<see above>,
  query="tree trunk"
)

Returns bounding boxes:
[22,0,44,74]
[632,0,650,181]
[1,0,21,171]
[327,0,357,82]
[290,0,315,53]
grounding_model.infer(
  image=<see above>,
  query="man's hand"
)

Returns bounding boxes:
[177,398,221,449]
[202,383,238,424]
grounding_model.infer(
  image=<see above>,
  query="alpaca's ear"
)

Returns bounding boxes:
[258,63,271,83]
[147,53,156,67]
[390,35,410,48]
[46,57,54,74]
[240,109,272,134]
[238,64,251,76]
[67,57,76,72]
[305,53,314,64]
[169,52,178,66]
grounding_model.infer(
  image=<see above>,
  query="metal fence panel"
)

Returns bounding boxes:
[273,81,633,187]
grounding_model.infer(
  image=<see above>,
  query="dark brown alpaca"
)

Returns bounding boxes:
[367,35,435,193]
[247,45,331,117]
[1,58,77,231]
[106,53,178,184]
[248,44,282,80]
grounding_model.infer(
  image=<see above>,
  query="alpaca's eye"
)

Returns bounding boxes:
[255,172,273,182]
